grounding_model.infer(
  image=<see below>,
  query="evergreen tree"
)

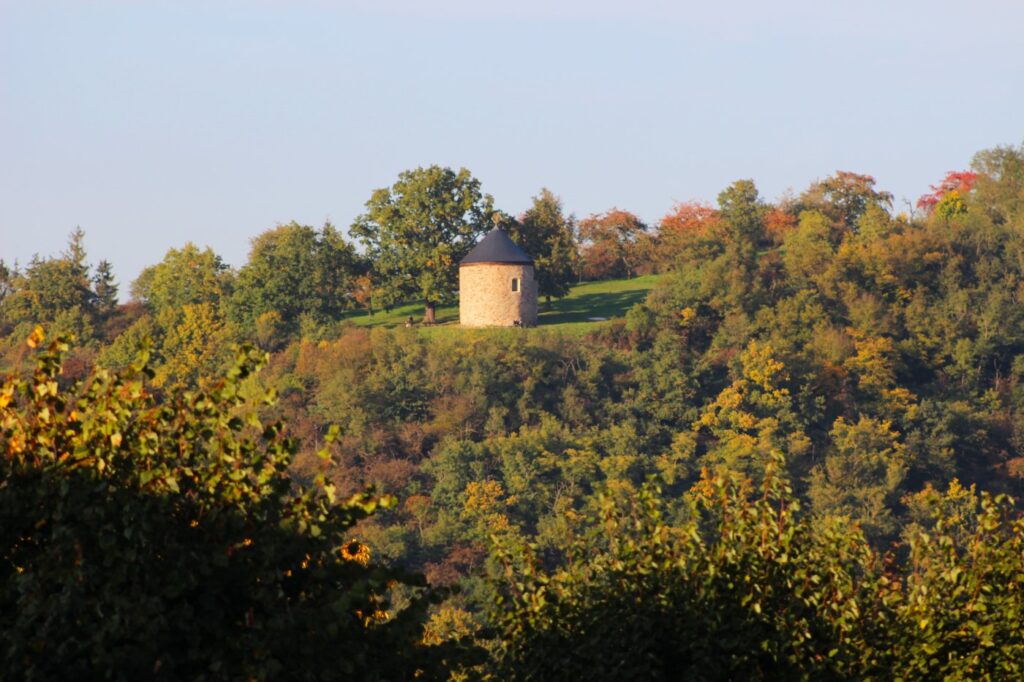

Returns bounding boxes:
[229,222,360,340]
[0,230,98,341]
[92,259,119,317]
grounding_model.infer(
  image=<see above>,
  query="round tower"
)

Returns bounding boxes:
[459,229,538,327]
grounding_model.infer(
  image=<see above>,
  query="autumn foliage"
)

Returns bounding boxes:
[577,209,648,280]
[0,330,463,680]
[916,170,979,213]
[4,143,1024,678]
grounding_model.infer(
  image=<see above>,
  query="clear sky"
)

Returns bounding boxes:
[2,0,1022,293]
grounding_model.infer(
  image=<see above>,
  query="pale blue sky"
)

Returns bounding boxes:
[2,0,1022,292]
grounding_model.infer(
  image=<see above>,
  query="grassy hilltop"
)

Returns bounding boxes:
[340,274,662,334]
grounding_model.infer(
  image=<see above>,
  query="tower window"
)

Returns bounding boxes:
[511,278,519,292]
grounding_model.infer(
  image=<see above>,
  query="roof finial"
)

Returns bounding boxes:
[491,212,503,229]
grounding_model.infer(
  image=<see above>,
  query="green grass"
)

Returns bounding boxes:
[339,274,662,335]
[536,275,661,329]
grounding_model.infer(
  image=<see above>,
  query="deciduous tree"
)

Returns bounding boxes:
[577,209,647,280]
[970,143,1024,226]
[351,166,493,324]
[130,244,234,388]
[807,415,908,542]
[800,171,893,229]
[650,201,724,270]
[132,243,232,314]
[916,170,978,214]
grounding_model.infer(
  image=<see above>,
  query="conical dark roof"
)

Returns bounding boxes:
[460,229,533,266]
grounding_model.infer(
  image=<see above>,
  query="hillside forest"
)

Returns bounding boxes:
[3,143,1024,679]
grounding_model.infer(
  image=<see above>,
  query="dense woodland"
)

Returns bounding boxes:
[3,142,1024,679]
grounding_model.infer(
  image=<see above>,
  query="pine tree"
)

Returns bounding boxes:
[92,259,119,317]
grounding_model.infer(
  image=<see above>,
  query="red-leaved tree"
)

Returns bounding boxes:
[916,170,978,213]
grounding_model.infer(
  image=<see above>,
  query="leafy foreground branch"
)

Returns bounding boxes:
[3,330,1024,681]
[487,458,1024,681]
[0,329,471,681]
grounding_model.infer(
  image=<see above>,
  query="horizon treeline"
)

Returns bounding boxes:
[4,140,1024,679]
[8,148,1012,370]
[2,141,1024,559]
[0,167,656,357]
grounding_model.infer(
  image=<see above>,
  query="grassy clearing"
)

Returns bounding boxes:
[338,274,662,336]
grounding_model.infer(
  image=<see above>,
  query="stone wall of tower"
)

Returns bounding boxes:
[459,263,538,327]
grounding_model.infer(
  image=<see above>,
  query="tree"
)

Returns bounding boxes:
[508,188,578,303]
[92,259,119,317]
[64,226,89,278]
[130,244,234,388]
[717,179,766,244]
[916,170,978,215]
[1,258,92,329]
[659,202,719,240]
[1,329,466,679]
[649,201,724,271]
[577,209,648,280]
[230,222,360,338]
[763,207,798,245]
[799,171,893,229]
[153,302,230,389]
[351,166,493,325]
[0,262,15,340]
[350,274,376,317]
[0,230,98,341]
[782,210,834,290]
[807,416,908,542]
[692,340,808,480]
[131,243,232,314]
[970,142,1024,226]
[710,179,768,313]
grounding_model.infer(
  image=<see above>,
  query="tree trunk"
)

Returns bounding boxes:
[423,301,436,325]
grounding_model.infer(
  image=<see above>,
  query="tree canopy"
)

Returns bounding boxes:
[0,329,463,680]
[577,209,648,280]
[229,222,361,342]
[351,166,493,324]
[5,141,1024,679]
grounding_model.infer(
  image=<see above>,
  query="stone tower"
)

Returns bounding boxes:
[459,229,538,327]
